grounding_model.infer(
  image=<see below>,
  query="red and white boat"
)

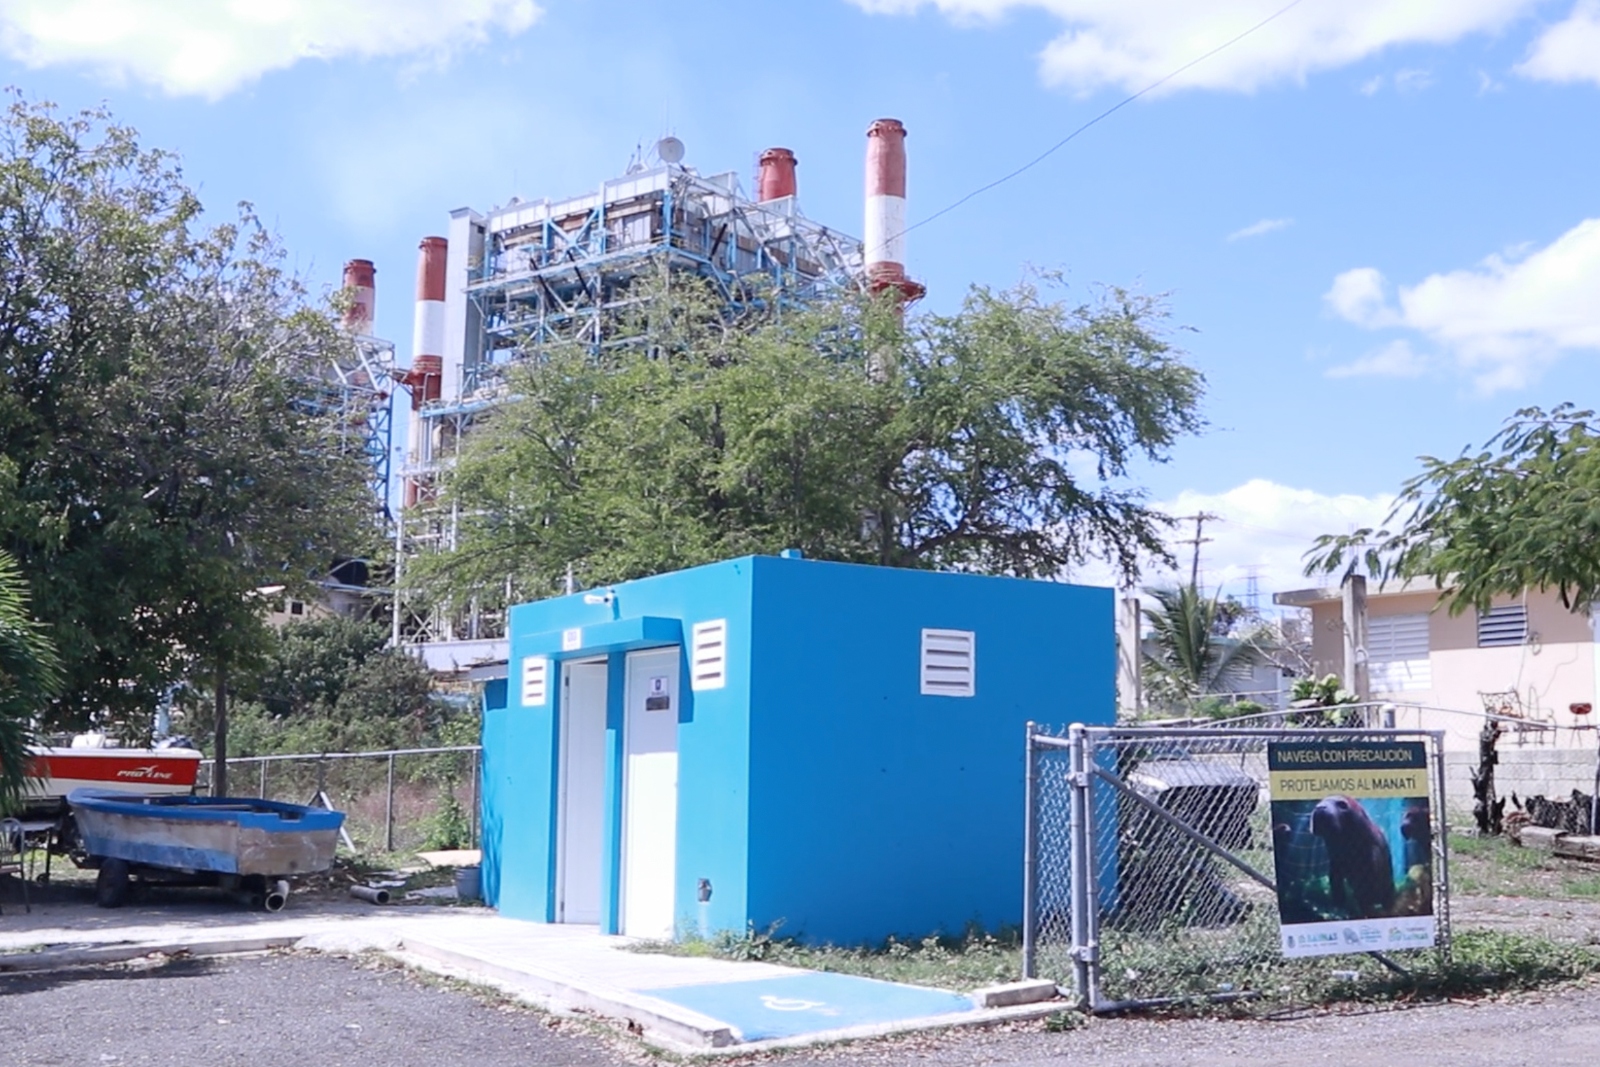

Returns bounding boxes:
[23,742,201,817]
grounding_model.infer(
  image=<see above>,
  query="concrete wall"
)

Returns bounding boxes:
[743,558,1114,945]
[1443,747,1600,816]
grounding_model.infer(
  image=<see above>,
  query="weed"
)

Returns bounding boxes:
[632,923,1023,992]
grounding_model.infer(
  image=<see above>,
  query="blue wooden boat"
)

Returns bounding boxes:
[68,789,345,909]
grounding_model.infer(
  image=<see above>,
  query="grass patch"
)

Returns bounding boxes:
[630,924,1023,992]
[1446,829,1600,899]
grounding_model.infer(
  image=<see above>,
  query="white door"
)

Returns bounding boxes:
[621,647,680,940]
[557,660,607,924]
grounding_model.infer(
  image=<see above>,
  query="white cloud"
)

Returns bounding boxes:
[1069,479,1394,599]
[1360,74,1386,95]
[1518,0,1600,85]
[1326,339,1430,379]
[848,0,1538,94]
[1325,218,1600,391]
[1323,267,1395,328]
[0,0,541,99]
[1227,216,1292,241]
[1393,67,1435,92]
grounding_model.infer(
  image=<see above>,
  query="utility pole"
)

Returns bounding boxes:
[1175,513,1219,589]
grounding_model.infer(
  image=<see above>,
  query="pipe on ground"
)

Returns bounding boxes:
[349,884,391,905]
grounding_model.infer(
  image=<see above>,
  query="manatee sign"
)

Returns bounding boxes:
[1267,740,1436,958]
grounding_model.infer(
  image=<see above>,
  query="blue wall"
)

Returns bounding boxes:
[744,557,1113,945]
[481,553,1115,946]
[481,559,758,935]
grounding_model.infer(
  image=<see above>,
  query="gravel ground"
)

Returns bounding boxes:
[0,952,630,1067]
[8,949,1600,1067]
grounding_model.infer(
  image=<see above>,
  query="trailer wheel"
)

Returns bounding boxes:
[95,859,131,909]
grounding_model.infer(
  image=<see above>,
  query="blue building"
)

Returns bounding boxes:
[479,553,1113,945]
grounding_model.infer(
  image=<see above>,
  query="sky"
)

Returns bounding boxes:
[3,0,1597,603]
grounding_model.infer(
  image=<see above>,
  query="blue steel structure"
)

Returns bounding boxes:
[305,332,396,521]
[396,156,865,649]
[480,553,1114,946]
[459,165,862,397]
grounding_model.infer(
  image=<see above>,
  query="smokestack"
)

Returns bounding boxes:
[341,258,376,336]
[402,236,448,508]
[864,118,924,303]
[757,147,798,202]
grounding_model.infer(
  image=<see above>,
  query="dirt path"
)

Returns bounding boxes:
[1453,894,1600,942]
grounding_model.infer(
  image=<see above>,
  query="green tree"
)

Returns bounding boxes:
[0,98,373,731]
[417,276,1203,603]
[0,549,60,812]
[1141,584,1264,710]
[202,617,445,756]
[1304,404,1600,613]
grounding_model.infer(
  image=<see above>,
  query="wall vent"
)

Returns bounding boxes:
[1477,604,1528,648]
[520,655,549,707]
[921,628,975,697]
[691,620,728,691]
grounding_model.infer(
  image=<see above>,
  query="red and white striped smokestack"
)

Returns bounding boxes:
[341,258,376,336]
[864,118,924,303]
[403,236,448,508]
[757,147,798,202]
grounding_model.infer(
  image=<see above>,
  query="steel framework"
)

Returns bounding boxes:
[393,161,864,651]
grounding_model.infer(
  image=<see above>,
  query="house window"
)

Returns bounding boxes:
[288,600,304,616]
[920,629,975,697]
[690,620,727,691]
[1367,613,1430,692]
[1477,604,1528,648]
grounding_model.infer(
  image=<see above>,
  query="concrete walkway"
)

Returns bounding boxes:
[0,904,1060,1053]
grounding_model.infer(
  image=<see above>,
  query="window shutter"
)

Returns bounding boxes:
[1367,613,1431,692]
[1477,605,1527,648]
[690,620,727,691]
[921,629,975,697]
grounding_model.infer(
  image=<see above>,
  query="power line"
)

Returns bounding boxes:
[896,0,1315,242]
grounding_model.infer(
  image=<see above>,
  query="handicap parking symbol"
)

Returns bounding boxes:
[760,995,839,1016]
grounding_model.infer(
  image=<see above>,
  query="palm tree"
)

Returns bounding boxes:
[0,550,59,813]
[1141,584,1264,712]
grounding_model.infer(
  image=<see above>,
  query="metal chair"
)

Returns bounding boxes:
[0,817,29,915]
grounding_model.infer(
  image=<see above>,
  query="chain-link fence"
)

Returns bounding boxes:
[197,746,480,857]
[1024,724,1450,1012]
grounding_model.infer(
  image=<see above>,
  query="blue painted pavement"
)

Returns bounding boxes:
[643,973,975,1041]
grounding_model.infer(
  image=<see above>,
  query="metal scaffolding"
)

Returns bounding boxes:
[393,157,865,655]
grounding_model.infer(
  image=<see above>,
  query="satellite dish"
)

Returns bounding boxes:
[657,136,685,164]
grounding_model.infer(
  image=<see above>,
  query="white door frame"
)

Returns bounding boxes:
[556,656,607,924]
[620,645,681,940]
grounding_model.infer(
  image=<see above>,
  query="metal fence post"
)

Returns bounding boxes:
[385,753,396,853]
[258,759,267,800]
[1429,730,1452,965]
[1022,722,1039,979]
[468,747,480,848]
[1067,723,1093,1010]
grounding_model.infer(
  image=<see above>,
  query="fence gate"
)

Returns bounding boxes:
[1024,724,1450,1012]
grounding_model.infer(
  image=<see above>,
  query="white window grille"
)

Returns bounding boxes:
[520,655,549,707]
[1477,604,1528,648]
[1367,613,1431,692]
[921,629,975,697]
[690,620,727,691]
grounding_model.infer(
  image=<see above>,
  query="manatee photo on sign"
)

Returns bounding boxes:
[1266,740,1435,958]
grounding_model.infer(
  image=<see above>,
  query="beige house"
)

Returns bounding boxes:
[1274,582,1600,751]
